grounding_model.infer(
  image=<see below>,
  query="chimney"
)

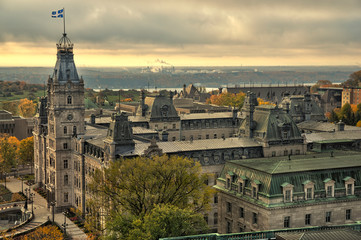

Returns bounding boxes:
[336,120,345,131]
[242,91,257,138]
[169,91,174,104]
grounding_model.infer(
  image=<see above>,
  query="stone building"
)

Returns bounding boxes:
[0,110,34,140]
[215,151,361,233]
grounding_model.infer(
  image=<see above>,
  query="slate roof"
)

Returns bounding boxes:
[219,151,361,196]
[303,130,361,143]
[180,112,233,120]
[298,120,361,133]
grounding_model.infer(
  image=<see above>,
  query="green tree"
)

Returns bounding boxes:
[328,110,339,123]
[106,204,207,240]
[18,136,34,173]
[87,155,213,237]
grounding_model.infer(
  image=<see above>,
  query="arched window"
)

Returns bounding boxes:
[64,126,67,134]
[67,96,72,104]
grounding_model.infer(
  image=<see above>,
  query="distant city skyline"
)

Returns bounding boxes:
[1,0,361,67]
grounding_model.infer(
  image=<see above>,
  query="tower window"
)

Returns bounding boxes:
[63,143,68,149]
[73,126,77,135]
[64,159,68,169]
[64,126,67,134]
[64,174,68,185]
[67,96,72,104]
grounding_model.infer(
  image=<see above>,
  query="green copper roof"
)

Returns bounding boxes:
[220,151,361,196]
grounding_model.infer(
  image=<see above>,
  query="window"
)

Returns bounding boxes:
[67,96,72,104]
[63,143,68,149]
[239,207,244,218]
[305,214,311,225]
[214,134,217,139]
[252,212,258,224]
[252,187,257,198]
[306,188,312,200]
[282,131,288,139]
[206,134,209,139]
[285,190,291,202]
[284,216,290,228]
[73,126,77,135]
[214,195,218,204]
[325,212,331,222]
[227,202,232,213]
[64,126,67,134]
[172,137,176,141]
[64,192,68,202]
[64,174,68,185]
[272,151,276,157]
[227,178,231,189]
[239,182,243,193]
[214,213,218,225]
[347,183,353,195]
[227,221,232,233]
[173,124,176,129]
[198,135,202,140]
[327,185,333,197]
[64,159,68,169]
[346,209,351,220]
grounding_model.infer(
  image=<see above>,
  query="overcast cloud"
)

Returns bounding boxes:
[1,0,361,66]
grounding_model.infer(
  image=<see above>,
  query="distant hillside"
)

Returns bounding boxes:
[0,66,359,89]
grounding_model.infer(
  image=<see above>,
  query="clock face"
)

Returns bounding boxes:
[67,114,73,120]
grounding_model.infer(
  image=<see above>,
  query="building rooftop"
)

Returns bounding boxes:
[180,111,234,120]
[303,130,361,143]
[228,151,361,174]
[298,120,361,132]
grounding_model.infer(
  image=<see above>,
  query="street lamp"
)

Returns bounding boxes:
[50,201,56,223]
[30,193,35,215]
[62,211,68,236]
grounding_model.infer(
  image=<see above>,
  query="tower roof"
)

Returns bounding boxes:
[52,33,80,83]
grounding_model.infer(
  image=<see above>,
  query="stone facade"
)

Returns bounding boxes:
[0,110,34,140]
[215,152,361,233]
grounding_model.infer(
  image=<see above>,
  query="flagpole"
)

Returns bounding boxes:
[63,8,66,34]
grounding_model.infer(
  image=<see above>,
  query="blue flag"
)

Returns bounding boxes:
[51,9,64,18]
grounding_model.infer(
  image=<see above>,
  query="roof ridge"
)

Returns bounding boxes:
[271,160,283,174]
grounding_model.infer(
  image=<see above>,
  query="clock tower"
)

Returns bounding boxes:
[46,33,85,211]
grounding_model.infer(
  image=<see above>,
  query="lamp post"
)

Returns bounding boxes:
[62,211,68,236]
[30,193,35,215]
[50,201,56,223]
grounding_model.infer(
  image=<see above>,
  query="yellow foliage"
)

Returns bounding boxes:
[257,98,276,106]
[206,92,246,109]
[18,98,36,118]
[356,121,361,127]
[21,225,63,240]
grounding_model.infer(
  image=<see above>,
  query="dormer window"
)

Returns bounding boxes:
[324,178,335,198]
[238,176,247,194]
[226,171,236,190]
[67,96,72,104]
[303,180,315,200]
[251,180,261,199]
[344,177,355,196]
[281,182,294,202]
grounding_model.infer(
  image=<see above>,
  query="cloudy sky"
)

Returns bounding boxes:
[1,0,361,67]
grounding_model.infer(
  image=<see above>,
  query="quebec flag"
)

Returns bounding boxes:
[51,9,64,18]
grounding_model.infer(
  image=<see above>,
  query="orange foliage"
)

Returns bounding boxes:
[351,104,358,113]
[121,98,132,102]
[21,225,63,240]
[206,92,246,109]
[356,121,361,127]
[257,98,275,106]
[18,98,36,118]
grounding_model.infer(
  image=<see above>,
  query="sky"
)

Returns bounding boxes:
[1,0,361,67]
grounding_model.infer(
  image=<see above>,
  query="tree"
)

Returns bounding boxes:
[21,225,63,240]
[18,98,36,118]
[1,101,18,115]
[106,204,208,240]
[206,92,246,109]
[87,155,213,237]
[339,103,353,125]
[343,70,361,87]
[18,136,34,173]
[327,110,339,123]
[0,135,19,179]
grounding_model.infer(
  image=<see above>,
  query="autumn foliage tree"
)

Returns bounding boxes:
[0,135,20,179]
[87,155,213,239]
[18,98,36,118]
[206,92,246,109]
[18,136,34,173]
[21,224,63,240]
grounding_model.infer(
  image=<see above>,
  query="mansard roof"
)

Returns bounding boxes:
[218,151,361,196]
[52,33,80,83]
[136,93,180,121]
[239,105,302,142]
